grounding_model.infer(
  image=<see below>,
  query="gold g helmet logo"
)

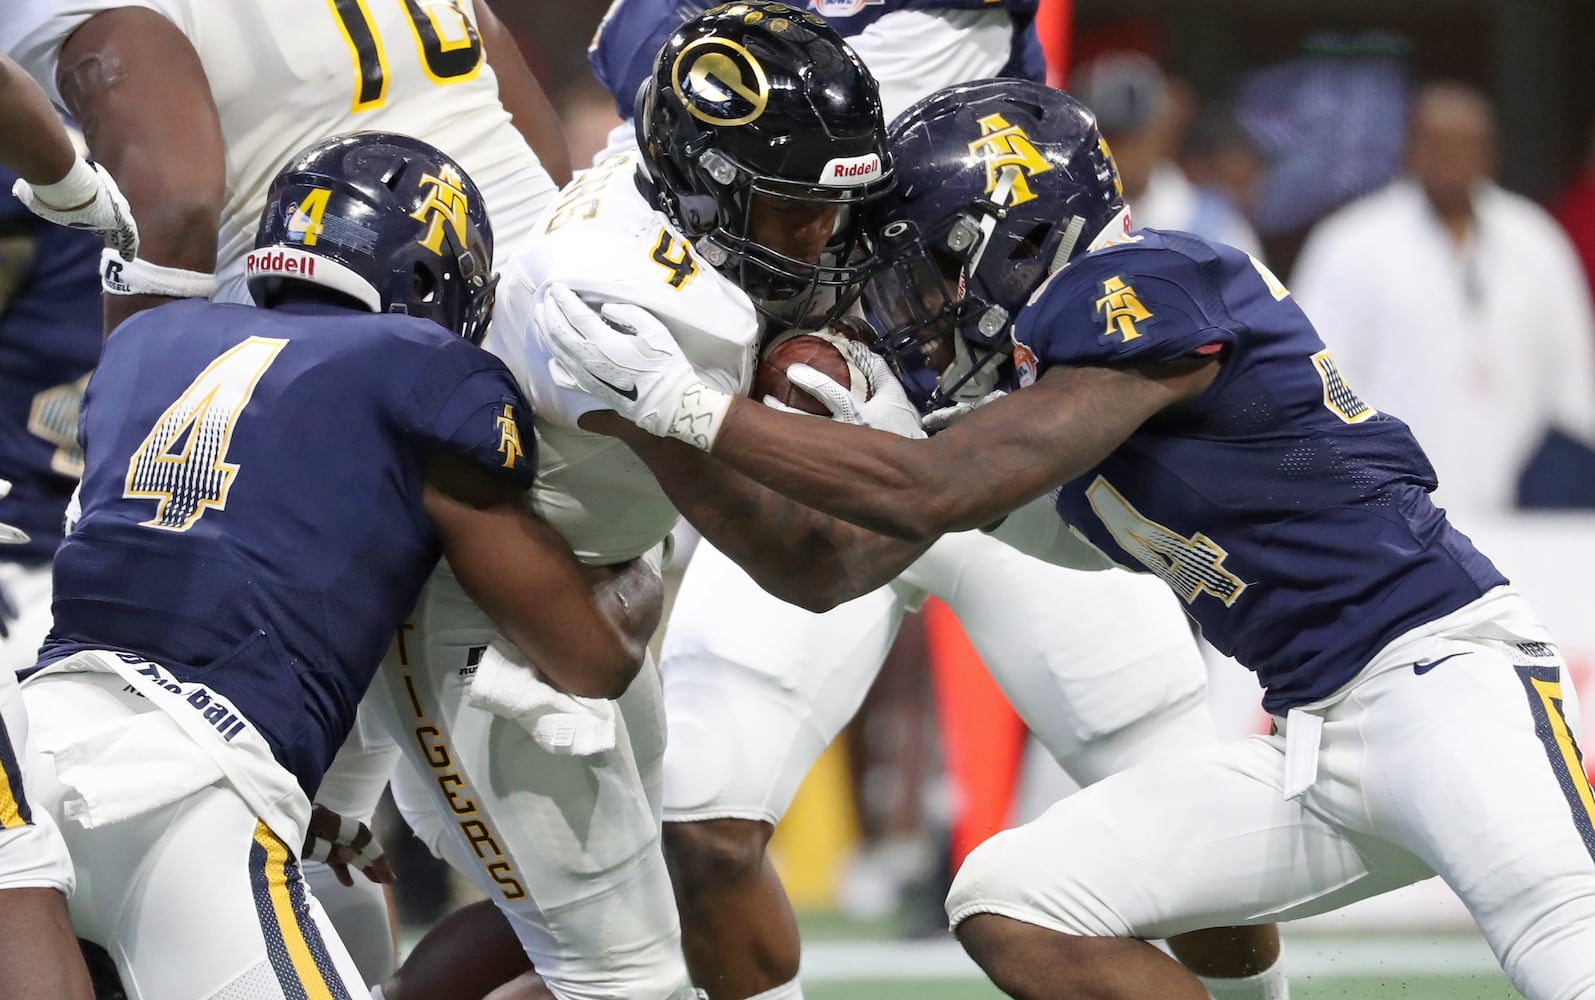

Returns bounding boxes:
[672,36,770,127]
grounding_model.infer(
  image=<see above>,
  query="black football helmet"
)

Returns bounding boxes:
[863,79,1130,410]
[635,1,893,317]
[249,132,498,344]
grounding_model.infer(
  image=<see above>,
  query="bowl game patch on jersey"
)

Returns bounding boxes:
[810,0,885,15]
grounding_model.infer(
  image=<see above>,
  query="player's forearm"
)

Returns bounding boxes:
[708,366,1190,541]
[709,398,1000,541]
[0,56,78,185]
[600,417,929,610]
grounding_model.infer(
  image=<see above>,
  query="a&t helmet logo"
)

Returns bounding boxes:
[968,113,1053,206]
[672,36,770,127]
[410,164,471,256]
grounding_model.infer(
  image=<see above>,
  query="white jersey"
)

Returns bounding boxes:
[486,147,760,563]
[2,0,557,302]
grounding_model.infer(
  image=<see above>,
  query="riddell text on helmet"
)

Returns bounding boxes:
[818,154,881,186]
[246,249,317,277]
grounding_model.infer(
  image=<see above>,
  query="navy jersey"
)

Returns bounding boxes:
[1013,230,1506,712]
[36,298,537,797]
[588,0,1040,119]
[0,168,104,564]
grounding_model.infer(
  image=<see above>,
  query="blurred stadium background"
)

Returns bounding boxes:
[375,2,1595,996]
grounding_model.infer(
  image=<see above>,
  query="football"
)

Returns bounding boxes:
[753,324,873,416]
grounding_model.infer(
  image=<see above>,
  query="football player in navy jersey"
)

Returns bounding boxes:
[542,79,1595,1000]
[0,49,140,1000]
[0,50,136,555]
[587,9,1284,1000]
[0,163,101,668]
[17,132,655,1000]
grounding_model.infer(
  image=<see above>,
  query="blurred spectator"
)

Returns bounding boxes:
[1072,51,1263,257]
[1179,104,1267,255]
[1292,81,1595,517]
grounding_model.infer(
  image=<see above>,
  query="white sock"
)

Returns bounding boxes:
[743,980,805,1000]
[1199,955,1288,1000]
[369,987,386,1000]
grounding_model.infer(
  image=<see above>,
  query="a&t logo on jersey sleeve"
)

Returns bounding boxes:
[969,114,1053,206]
[495,403,526,470]
[672,36,770,126]
[411,165,472,255]
[1094,276,1152,343]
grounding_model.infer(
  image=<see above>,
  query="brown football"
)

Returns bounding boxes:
[753,330,861,416]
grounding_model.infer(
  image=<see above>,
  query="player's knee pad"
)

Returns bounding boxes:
[513,849,692,1000]
[660,669,834,825]
[945,829,1121,938]
[661,817,771,893]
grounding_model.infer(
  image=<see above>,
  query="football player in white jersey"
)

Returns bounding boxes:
[0,0,576,987]
[379,6,902,999]
[580,6,1288,1000]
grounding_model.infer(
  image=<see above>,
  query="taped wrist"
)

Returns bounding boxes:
[30,157,100,210]
[101,248,218,298]
[665,382,732,452]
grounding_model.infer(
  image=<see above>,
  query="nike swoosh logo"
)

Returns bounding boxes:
[1413,652,1467,676]
[590,372,639,401]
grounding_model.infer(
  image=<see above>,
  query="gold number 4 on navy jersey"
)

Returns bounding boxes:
[124,337,287,531]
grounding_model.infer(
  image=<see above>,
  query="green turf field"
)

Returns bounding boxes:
[808,976,1516,999]
[790,916,1521,1000]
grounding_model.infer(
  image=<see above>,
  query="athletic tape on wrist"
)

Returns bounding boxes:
[666,383,732,452]
[30,157,100,210]
[100,248,218,298]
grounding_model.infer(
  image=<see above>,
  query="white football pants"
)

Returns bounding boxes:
[370,562,690,1000]
[23,671,365,1000]
[947,589,1595,1000]
[660,530,1212,826]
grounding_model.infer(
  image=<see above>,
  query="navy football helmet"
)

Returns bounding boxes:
[863,79,1129,409]
[635,1,893,316]
[249,132,497,344]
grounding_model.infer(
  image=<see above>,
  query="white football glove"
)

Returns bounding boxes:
[922,389,1009,434]
[784,341,926,440]
[538,283,730,450]
[13,160,139,262]
[0,480,27,545]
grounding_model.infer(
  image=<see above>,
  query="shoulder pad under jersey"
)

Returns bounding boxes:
[508,149,760,397]
[1015,231,1237,371]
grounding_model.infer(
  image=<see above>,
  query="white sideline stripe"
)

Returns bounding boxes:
[799,934,1503,983]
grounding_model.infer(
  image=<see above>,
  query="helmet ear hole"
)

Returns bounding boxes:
[1012,222,1053,259]
[412,263,438,304]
